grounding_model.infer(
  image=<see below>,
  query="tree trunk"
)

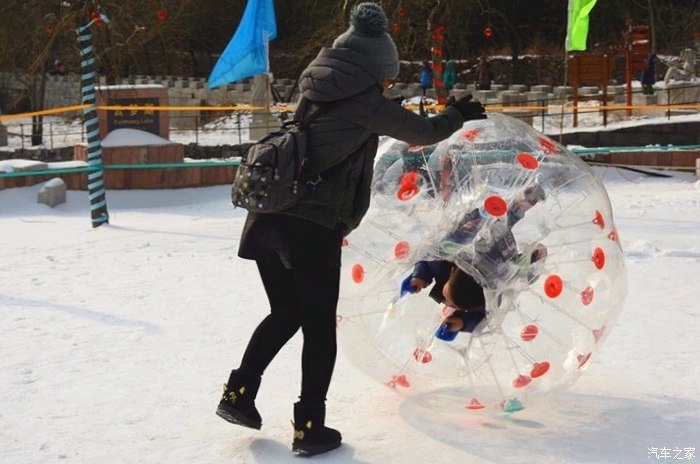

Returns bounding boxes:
[647,0,656,53]
[429,1,449,105]
[31,68,47,146]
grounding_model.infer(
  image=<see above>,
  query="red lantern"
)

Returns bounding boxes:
[90,12,104,25]
[43,13,57,35]
[483,26,494,38]
[156,10,168,23]
[397,7,407,19]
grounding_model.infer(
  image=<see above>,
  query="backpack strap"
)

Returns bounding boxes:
[292,97,332,128]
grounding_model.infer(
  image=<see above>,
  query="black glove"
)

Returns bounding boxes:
[447,94,487,121]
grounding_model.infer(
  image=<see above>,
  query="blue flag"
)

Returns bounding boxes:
[208,0,277,89]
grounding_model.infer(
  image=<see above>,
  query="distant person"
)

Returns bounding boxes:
[641,54,656,95]
[420,60,433,96]
[477,54,492,91]
[215,1,487,458]
[443,59,456,93]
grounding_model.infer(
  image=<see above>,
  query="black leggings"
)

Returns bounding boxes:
[239,252,340,405]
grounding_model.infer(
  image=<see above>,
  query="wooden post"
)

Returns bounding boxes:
[625,48,633,117]
[602,54,610,126]
[570,56,579,128]
[625,22,651,117]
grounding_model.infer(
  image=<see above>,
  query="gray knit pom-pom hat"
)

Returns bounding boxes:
[332,2,400,80]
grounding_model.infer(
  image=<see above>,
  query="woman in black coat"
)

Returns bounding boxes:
[216,2,486,457]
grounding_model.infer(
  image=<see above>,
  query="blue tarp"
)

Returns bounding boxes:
[208,0,277,89]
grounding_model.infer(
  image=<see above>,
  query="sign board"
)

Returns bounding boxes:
[96,85,170,140]
[568,54,615,86]
[567,54,614,127]
[106,97,160,135]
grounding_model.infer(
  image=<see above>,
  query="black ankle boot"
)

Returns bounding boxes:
[216,369,262,430]
[292,402,342,456]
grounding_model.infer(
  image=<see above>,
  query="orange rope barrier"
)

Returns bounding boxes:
[0,104,89,122]
[1,102,698,123]
[96,104,297,112]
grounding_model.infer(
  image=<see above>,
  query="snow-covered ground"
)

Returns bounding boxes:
[1,165,698,463]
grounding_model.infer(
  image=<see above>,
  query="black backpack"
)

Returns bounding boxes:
[231,98,327,213]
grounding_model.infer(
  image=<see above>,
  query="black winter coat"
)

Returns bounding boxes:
[239,47,465,268]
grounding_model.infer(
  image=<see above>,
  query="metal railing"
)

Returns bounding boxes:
[1,83,699,152]
[3,144,699,180]
[478,82,700,132]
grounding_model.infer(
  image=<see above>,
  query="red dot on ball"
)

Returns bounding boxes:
[517,153,539,170]
[351,264,365,283]
[544,275,563,298]
[484,195,507,216]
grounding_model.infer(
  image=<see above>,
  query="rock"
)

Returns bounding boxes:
[37,177,67,208]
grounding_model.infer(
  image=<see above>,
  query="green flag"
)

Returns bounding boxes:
[566,0,598,51]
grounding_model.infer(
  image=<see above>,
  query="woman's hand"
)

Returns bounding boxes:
[444,316,465,332]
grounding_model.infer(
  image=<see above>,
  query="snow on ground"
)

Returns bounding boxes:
[1,166,699,464]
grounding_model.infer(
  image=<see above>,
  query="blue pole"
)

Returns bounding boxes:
[77,10,109,227]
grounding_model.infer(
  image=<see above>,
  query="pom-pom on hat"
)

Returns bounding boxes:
[332,2,399,80]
